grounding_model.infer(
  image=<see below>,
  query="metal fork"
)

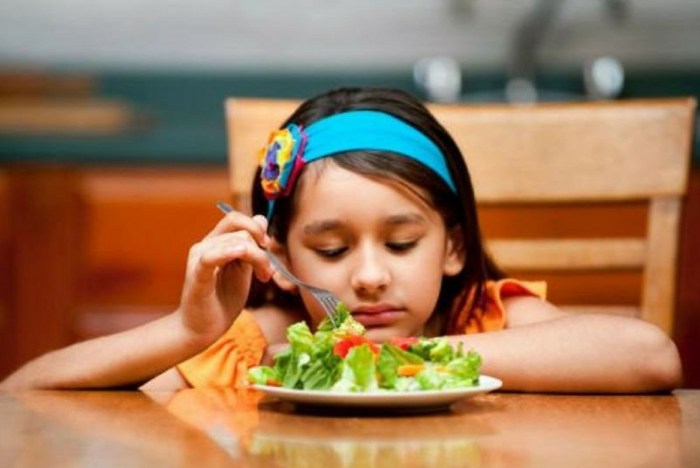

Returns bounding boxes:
[215,201,340,328]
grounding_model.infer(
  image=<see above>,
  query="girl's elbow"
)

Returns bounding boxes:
[653,340,683,390]
[635,324,683,391]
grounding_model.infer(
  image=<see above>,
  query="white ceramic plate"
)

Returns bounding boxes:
[252,375,502,412]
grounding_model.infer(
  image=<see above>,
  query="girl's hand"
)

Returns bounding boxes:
[176,210,275,344]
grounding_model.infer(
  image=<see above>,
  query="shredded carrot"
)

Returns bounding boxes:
[397,364,425,377]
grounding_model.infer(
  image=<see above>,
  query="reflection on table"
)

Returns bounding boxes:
[2,388,698,467]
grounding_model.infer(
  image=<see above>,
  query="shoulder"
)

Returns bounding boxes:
[249,304,306,346]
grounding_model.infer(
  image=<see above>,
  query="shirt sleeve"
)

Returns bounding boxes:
[177,310,267,388]
[451,278,547,334]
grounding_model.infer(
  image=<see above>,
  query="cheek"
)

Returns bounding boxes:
[290,252,336,287]
[288,242,348,288]
[402,252,448,307]
[408,270,443,308]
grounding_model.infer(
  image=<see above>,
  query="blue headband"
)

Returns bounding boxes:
[259,110,457,218]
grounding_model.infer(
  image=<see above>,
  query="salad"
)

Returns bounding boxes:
[247,304,482,392]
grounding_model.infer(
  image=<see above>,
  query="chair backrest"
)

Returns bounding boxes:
[225,97,696,335]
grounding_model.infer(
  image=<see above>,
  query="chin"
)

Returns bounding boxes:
[364,326,408,343]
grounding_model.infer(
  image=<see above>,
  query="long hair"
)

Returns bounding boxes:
[246,87,503,333]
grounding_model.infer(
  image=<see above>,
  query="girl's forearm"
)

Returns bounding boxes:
[0,311,213,391]
[449,314,682,393]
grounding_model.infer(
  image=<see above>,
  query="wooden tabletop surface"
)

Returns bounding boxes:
[1,388,698,467]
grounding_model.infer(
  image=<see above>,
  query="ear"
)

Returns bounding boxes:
[443,226,466,277]
[267,238,299,294]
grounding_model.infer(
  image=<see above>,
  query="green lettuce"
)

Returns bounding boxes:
[247,303,482,392]
[331,344,379,392]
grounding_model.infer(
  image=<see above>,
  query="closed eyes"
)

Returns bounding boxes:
[314,240,418,259]
[315,247,347,258]
[386,240,418,253]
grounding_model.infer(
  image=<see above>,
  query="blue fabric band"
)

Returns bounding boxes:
[302,111,457,192]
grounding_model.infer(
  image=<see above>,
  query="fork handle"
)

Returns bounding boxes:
[216,201,235,215]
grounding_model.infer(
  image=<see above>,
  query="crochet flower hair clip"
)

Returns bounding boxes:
[259,124,307,200]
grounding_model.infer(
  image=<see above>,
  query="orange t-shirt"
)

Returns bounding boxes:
[177,278,546,388]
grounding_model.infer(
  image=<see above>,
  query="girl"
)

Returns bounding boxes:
[1,87,682,393]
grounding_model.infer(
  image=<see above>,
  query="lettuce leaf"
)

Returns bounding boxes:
[300,349,341,390]
[286,321,314,355]
[316,302,364,335]
[247,366,279,385]
[444,350,482,386]
[414,366,446,390]
[409,337,459,364]
[331,344,378,392]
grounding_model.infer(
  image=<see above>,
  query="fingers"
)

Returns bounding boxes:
[206,208,270,250]
[189,232,274,286]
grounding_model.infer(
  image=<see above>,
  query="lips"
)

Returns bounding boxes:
[351,304,404,327]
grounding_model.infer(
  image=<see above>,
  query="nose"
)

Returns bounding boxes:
[350,244,390,295]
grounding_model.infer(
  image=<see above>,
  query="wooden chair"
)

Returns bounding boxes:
[225,97,696,335]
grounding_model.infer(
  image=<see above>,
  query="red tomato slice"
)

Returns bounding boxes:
[333,335,379,358]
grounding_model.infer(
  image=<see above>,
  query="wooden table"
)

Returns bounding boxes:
[1,389,698,467]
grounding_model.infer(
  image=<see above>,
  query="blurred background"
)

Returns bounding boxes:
[1,0,699,385]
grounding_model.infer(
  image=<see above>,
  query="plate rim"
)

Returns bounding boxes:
[251,374,502,407]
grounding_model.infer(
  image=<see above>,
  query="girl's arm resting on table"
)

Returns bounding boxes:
[0,311,215,391]
[450,296,682,393]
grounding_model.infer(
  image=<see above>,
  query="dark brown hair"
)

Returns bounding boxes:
[246,87,503,333]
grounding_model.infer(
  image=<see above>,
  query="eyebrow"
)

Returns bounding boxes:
[385,213,428,226]
[302,213,427,235]
[303,219,343,235]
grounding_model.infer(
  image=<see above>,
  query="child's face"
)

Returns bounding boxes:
[280,163,464,342]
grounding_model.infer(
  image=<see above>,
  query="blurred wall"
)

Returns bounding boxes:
[1,0,699,72]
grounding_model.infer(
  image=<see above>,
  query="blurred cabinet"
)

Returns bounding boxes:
[0,165,229,378]
[75,168,229,337]
[0,167,84,378]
